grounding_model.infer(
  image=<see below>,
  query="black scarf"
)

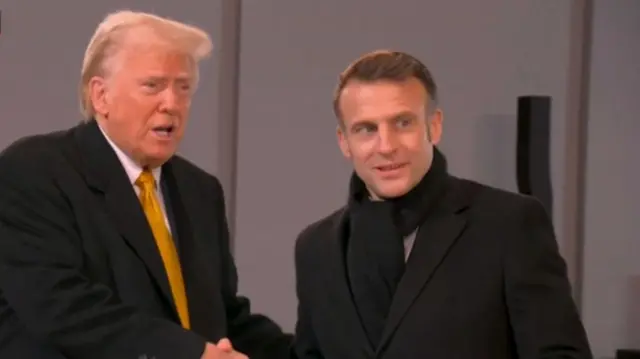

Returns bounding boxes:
[345,147,448,347]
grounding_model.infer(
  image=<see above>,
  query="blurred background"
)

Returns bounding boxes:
[0,1,638,358]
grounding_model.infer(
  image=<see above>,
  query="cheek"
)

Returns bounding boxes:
[181,97,193,110]
[119,120,146,142]
[404,131,429,153]
[177,115,190,131]
[114,91,155,112]
[348,139,376,163]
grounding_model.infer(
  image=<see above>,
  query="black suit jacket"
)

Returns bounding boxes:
[293,175,592,358]
[0,121,291,359]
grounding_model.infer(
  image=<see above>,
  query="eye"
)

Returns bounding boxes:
[142,81,161,93]
[353,123,376,135]
[396,116,413,128]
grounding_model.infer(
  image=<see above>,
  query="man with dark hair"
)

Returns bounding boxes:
[292,50,592,358]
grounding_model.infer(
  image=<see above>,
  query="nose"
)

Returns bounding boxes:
[159,88,180,115]
[376,125,399,154]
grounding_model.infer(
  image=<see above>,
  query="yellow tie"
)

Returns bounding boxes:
[135,170,190,329]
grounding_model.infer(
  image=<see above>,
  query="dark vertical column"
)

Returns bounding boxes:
[516,96,553,217]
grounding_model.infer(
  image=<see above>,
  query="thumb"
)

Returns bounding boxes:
[216,338,233,352]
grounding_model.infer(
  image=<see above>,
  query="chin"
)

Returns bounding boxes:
[143,153,173,168]
[374,182,412,199]
[150,146,176,159]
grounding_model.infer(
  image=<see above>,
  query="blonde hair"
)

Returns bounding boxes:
[80,10,213,120]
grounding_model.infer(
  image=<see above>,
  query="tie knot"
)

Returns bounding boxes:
[135,170,156,191]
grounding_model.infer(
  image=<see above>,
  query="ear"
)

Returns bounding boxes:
[336,125,351,159]
[88,76,110,117]
[427,108,444,145]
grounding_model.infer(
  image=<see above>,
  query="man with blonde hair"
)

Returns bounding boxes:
[0,10,291,359]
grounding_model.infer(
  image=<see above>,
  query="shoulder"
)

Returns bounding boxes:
[169,155,224,196]
[296,207,344,242]
[451,176,551,229]
[0,129,70,166]
[0,129,77,221]
[294,207,345,256]
[0,129,73,184]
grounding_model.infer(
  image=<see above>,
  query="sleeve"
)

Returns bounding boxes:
[0,148,206,359]
[292,234,325,359]
[211,177,294,359]
[504,197,593,359]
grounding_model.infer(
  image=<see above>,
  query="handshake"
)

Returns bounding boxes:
[201,338,248,359]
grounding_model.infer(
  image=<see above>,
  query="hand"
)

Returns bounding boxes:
[201,340,248,359]
[216,338,234,353]
[216,338,248,359]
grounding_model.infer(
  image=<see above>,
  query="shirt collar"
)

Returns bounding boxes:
[97,123,162,186]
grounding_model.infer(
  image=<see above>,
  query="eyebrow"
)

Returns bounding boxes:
[390,111,417,120]
[142,74,193,82]
[354,111,417,125]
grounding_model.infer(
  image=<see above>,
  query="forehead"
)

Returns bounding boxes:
[338,78,427,124]
[117,42,195,78]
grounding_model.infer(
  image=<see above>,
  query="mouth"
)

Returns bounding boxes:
[375,163,408,173]
[151,125,175,138]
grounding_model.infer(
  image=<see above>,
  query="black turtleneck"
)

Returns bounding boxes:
[345,147,449,348]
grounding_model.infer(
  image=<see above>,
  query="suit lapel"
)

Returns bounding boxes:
[377,179,473,352]
[74,121,175,314]
[104,177,176,307]
[324,209,376,357]
[162,160,220,337]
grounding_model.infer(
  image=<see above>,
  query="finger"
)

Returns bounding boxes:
[216,338,234,352]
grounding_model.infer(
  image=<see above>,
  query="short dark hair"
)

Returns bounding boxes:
[333,50,438,121]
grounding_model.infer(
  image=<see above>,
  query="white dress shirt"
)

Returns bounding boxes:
[98,125,172,233]
[404,230,417,262]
